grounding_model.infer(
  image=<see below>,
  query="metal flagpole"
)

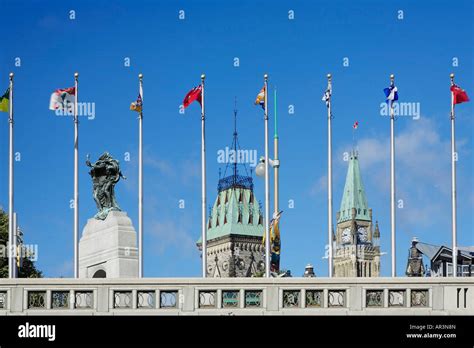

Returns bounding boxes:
[73,72,79,278]
[263,74,270,278]
[13,212,17,277]
[326,73,333,278]
[8,72,14,279]
[450,73,457,277]
[273,88,280,273]
[389,73,396,278]
[273,88,279,216]
[200,74,207,278]
[138,73,144,278]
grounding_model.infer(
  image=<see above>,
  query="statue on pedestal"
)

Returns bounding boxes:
[86,152,126,220]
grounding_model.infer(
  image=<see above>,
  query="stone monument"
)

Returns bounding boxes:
[79,152,138,278]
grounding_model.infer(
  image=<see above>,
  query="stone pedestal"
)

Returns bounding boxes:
[79,211,138,278]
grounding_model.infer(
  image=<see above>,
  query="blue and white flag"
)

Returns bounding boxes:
[384,85,398,104]
[322,86,331,107]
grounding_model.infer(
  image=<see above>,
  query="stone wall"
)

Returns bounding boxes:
[0,277,472,315]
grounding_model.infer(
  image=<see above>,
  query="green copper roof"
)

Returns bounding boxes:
[197,177,264,244]
[338,152,370,223]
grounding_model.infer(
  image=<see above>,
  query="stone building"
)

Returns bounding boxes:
[406,238,473,277]
[196,109,265,277]
[333,151,381,277]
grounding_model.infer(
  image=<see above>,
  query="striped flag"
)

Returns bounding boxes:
[254,86,265,110]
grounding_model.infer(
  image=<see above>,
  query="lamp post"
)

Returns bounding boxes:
[256,154,280,275]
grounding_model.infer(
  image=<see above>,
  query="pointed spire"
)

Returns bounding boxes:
[233,97,238,181]
[338,151,370,223]
[374,221,380,238]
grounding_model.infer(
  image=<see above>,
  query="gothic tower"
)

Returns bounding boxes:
[333,151,381,277]
[196,106,265,277]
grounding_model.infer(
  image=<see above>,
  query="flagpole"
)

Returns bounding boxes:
[73,72,79,279]
[326,73,333,278]
[273,88,280,273]
[263,74,271,278]
[450,73,457,277]
[273,88,279,218]
[201,74,207,278]
[138,73,144,278]
[389,73,396,278]
[8,72,14,279]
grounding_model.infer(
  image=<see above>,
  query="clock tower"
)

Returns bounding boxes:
[334,151,381,277]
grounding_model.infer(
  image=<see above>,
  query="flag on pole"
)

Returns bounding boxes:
[130,94,143,112]
[384,85,398,104]
[264,210,283,272]
[0,87,9,112]
[254,86,265,110]
[183,85,202,108]
[49,87,76,111]
[353,121,359,129]
[451,84,470,105]
[322,85,332,107]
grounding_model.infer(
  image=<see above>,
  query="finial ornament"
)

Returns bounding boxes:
[327,73,332,80]
[138,73,143,79]
[9,72,13,80]
[74,72,79,79]
[264,73,268,80]
[201,74,206,80]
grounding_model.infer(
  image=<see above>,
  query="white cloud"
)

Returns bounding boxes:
[309,174,327,196]
[148,218,197,257]
[314,117,469,230]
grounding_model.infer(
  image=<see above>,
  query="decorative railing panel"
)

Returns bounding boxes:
[283,290,300,308]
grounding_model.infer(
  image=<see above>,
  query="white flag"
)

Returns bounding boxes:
[49,87,76,111]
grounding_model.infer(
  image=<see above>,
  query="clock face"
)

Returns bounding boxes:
[341,228,351,244]
[357,227,368,243]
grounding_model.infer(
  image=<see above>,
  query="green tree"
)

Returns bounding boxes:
[0,208,42,278]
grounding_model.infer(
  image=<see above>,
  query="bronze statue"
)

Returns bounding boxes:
[86,152,126,220]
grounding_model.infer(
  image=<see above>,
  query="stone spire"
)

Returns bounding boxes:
[196,104,265,277]
[338,151,370,223]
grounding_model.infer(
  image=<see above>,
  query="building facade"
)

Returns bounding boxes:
[333,151,381,277]
[196,110,265,277]
[406,239,473,277]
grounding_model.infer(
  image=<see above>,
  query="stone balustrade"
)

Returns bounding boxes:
[0,277,472,315]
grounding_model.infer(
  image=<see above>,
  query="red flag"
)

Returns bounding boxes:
[183,85,202,108]
[451,84,470,105]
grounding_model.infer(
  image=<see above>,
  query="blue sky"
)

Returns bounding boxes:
[0,0,472,277]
